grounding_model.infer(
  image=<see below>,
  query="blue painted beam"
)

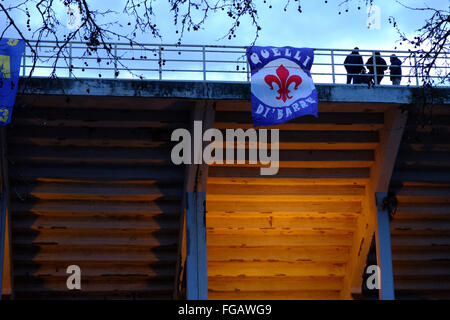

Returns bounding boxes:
[186,191,208,300]
[375,192,395,300]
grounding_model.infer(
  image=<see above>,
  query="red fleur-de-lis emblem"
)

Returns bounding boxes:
[264,64,302,102]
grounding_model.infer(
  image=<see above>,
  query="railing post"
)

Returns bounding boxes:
[413,52,419,86]
[68,43,73,78]
[114,44,118,79]
[372,51,378,86]
[331,50,336,84]
[159,46,162,80]
[202,46,206,81]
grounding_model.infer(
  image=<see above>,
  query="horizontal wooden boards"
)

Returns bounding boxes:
[206,98,375,300]
[207,183,365,201]
[13,108,190,129]
[9,96,188,300]
[11,182,182,201]
[17,95,194,111]
[208,261,346,277]
[208,290,341,300]
[208,276,343,291]
[388,119,450,300]
[207,214,356,230]
[209,166,370,182]
[212,130,379,150]
[207,246,350,262]
[13,244,178,263]
[9,164,184,183]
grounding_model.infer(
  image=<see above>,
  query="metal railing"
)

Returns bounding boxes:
[21,40,449,86]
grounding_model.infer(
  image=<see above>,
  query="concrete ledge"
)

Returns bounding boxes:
[19,77,450,104]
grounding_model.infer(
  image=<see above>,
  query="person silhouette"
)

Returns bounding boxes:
[366,51,388,85]
[389,54,402,85]
[344,47,364,84]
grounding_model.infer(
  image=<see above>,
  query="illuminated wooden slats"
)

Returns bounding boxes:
[207,233,353,247]
[208,276,343,291]
[208,261,346,277]
[207,200,362,214]
[207,210,359,220]
[207,215,356,230]
[208,227,353,236]
[208,183,365,195]
[208,290,341,300]
[208,176,368,186]
[206,101,385,300]
[212,162,374,168]
[207,194,362,203]
[207,246,350,262]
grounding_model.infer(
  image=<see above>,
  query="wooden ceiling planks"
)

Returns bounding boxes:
[206,100,387,300]
[8,96,190,299]
[389,110,450,300]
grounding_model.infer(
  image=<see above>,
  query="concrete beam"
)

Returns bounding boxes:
[19,78,450,104]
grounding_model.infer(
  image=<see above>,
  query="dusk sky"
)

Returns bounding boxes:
[1,0,448,82]
[2,0,448,49]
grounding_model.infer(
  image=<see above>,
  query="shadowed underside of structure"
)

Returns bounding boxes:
[2,80,449,300]
[389,106,450,300]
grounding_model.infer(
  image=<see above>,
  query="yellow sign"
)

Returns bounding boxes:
[7,39,19,47]
[0,108,9,123]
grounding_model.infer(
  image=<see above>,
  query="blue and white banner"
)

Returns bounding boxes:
[246,46,318,127]
[0,38,25,126]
